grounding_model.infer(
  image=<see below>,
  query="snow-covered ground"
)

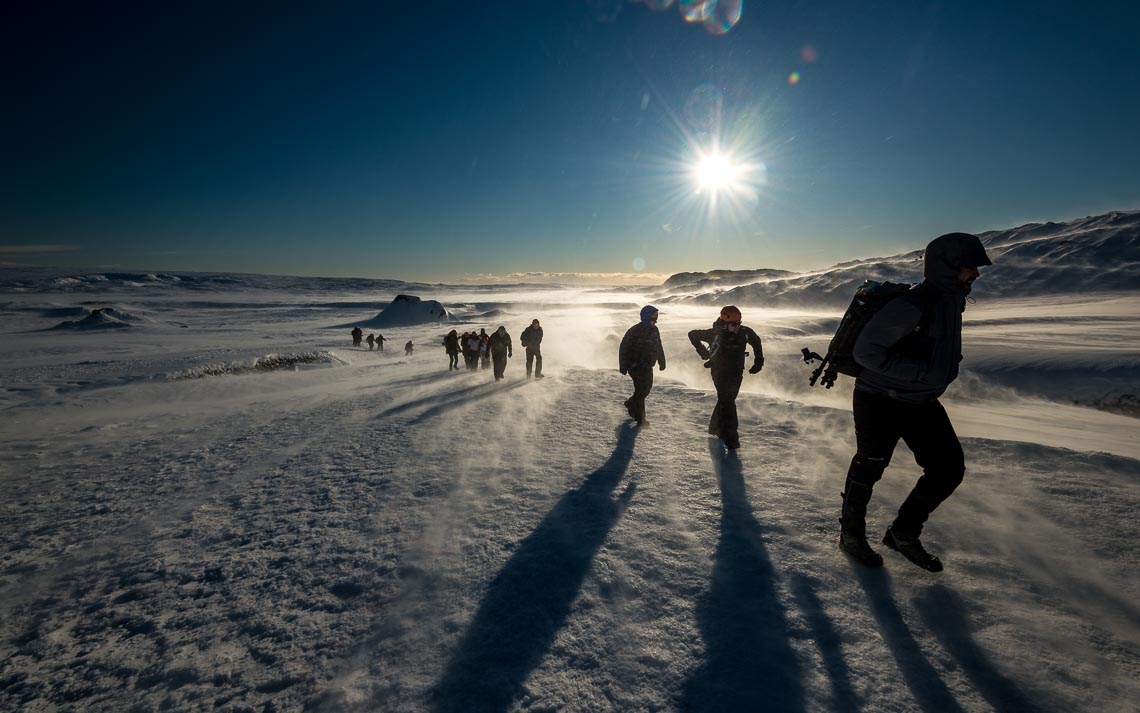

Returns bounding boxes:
[1,245,1138,711]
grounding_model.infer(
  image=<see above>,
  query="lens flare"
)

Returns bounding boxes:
[632,257,648,271]
[680,0,714,23]
[684,83,723,135]
[640,0,676,9]
[694,151,741,192]
[788,71,801,85]
[703,0,742,35]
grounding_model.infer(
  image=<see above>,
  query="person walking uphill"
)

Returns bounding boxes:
[619,305,666,425]
[520,319,544,379]
[351,326,363,348]
[839,232,992,573]
[688,305,764,451]
[443,329,460,371]
[489,326,513,381]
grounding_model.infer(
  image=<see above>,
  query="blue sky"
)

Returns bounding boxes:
[3,1,1139,283]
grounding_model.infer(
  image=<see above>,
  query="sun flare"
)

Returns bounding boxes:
[694,151,741,192]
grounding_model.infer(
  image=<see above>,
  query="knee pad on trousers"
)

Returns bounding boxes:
[848,453,891,485]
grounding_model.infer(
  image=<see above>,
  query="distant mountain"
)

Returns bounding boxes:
[0,268,427,295]
[660,210,1140,307]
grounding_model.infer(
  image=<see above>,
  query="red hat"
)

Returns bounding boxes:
[720,305,742,323]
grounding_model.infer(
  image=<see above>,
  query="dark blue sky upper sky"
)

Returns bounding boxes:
[3,0,1139,282]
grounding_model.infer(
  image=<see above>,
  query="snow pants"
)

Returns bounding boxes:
[448,352,459,370]
[709,368,744,447]
[492,351,508,381]
[625,366,654,422]
[845,388,966,538]
[525,346,542,377]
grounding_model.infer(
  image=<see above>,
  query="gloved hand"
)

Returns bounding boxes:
[658,361,666,371]
[749,359,764,374]
[703,361,712,369]
[619,368,627,376]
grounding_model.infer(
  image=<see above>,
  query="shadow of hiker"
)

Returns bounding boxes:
[790,573,860,712]
[852,566,966,713]
[915,585,1043,713]
[374,380,526,423]
[680,443,805,713]
[429,423,640,713]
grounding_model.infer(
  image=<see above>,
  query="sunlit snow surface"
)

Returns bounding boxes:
[1,258,1138,709]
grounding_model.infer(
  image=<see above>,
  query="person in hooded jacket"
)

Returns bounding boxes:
[688,305,764,450]
[520,319,544,378]
[839,232,992,573]
[489,326,513,381]
[351,326,363,347]
[443,329,461,371]
[619,305,666,425]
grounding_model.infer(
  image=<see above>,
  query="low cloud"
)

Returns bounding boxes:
[0,244,78,254]
[457,271,669,286]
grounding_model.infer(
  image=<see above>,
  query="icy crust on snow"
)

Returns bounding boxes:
[166,352,344,380]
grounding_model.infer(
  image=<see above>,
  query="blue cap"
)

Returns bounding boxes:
[640,305,659,323]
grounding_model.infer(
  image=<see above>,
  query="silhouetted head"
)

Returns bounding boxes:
[924,232,992,297]
[640,305,659,324]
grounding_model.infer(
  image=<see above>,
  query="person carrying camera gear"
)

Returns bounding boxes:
[619,305,666,425]
[351,326,363,347]
[840,232,992,572]
[688,305,764,451]
[520,319,544,378]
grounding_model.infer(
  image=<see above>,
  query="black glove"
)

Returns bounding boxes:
[619,368,627,376]
[703,360,712,369]
[658,361,666,371]
[749,359,764,374]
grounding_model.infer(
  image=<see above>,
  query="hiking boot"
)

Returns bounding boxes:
[839,522,883,567]
[624,400,637,421]
[882,526,943,572]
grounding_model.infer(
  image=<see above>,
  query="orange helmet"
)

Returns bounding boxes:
[720,305,742,323]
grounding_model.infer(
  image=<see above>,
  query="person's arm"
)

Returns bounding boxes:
[746,327,764,372]
[619,327,632,373]
[853,298,925,381]
[656,328,666,370]
[688,329,714,360]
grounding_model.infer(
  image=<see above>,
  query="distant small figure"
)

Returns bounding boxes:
[443,329,461,371]
[520,318,544,379]
[376,333,387,351]
[366,333,376,351]
[619,306,665,425]
[688,305,764,451]
[351,326,363,347]
[405,340,414,356]
[489,326,513,381]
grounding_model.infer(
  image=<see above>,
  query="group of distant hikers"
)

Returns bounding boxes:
[618,232,992,573]
[347,233,991,573]
[441,319,544,382]
[349,327,387,351]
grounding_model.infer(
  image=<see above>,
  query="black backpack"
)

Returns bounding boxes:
[802,280,931,389]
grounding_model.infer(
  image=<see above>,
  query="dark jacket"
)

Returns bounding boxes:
[853,232,990,403]
[443,333,459,354]
[688,320,763,373]
[520,325,543,349]
[489,330,512,357]
[619,322,665,372]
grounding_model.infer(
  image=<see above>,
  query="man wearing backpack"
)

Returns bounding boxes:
[840,232,992,572]
[619,306,666,425]
[520,319,544,379]
[688,305,764,451]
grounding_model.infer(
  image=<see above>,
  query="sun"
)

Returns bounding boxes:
[694,151,741,192]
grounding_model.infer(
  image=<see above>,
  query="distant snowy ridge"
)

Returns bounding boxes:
[0,268,426,295]
[47,307,149,330]
[166,351,344,380]
[662,209,1140,307]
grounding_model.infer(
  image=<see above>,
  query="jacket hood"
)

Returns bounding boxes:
[923,232,992,298]
[640,305,659,323]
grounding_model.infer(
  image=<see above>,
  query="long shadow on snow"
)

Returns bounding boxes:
[373,380,526,423]
[430,423,640,713]
[915,585,1043,713]
[790,573,859,712]
[852,566,967,713]
[679,443,805,713]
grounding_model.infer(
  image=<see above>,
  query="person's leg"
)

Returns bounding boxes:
[526,349,534,377]
[840,389,903,565]
[714,370,743,447]
[892,400,965,539]
[534,348,542,377]
[630,367,653,422]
